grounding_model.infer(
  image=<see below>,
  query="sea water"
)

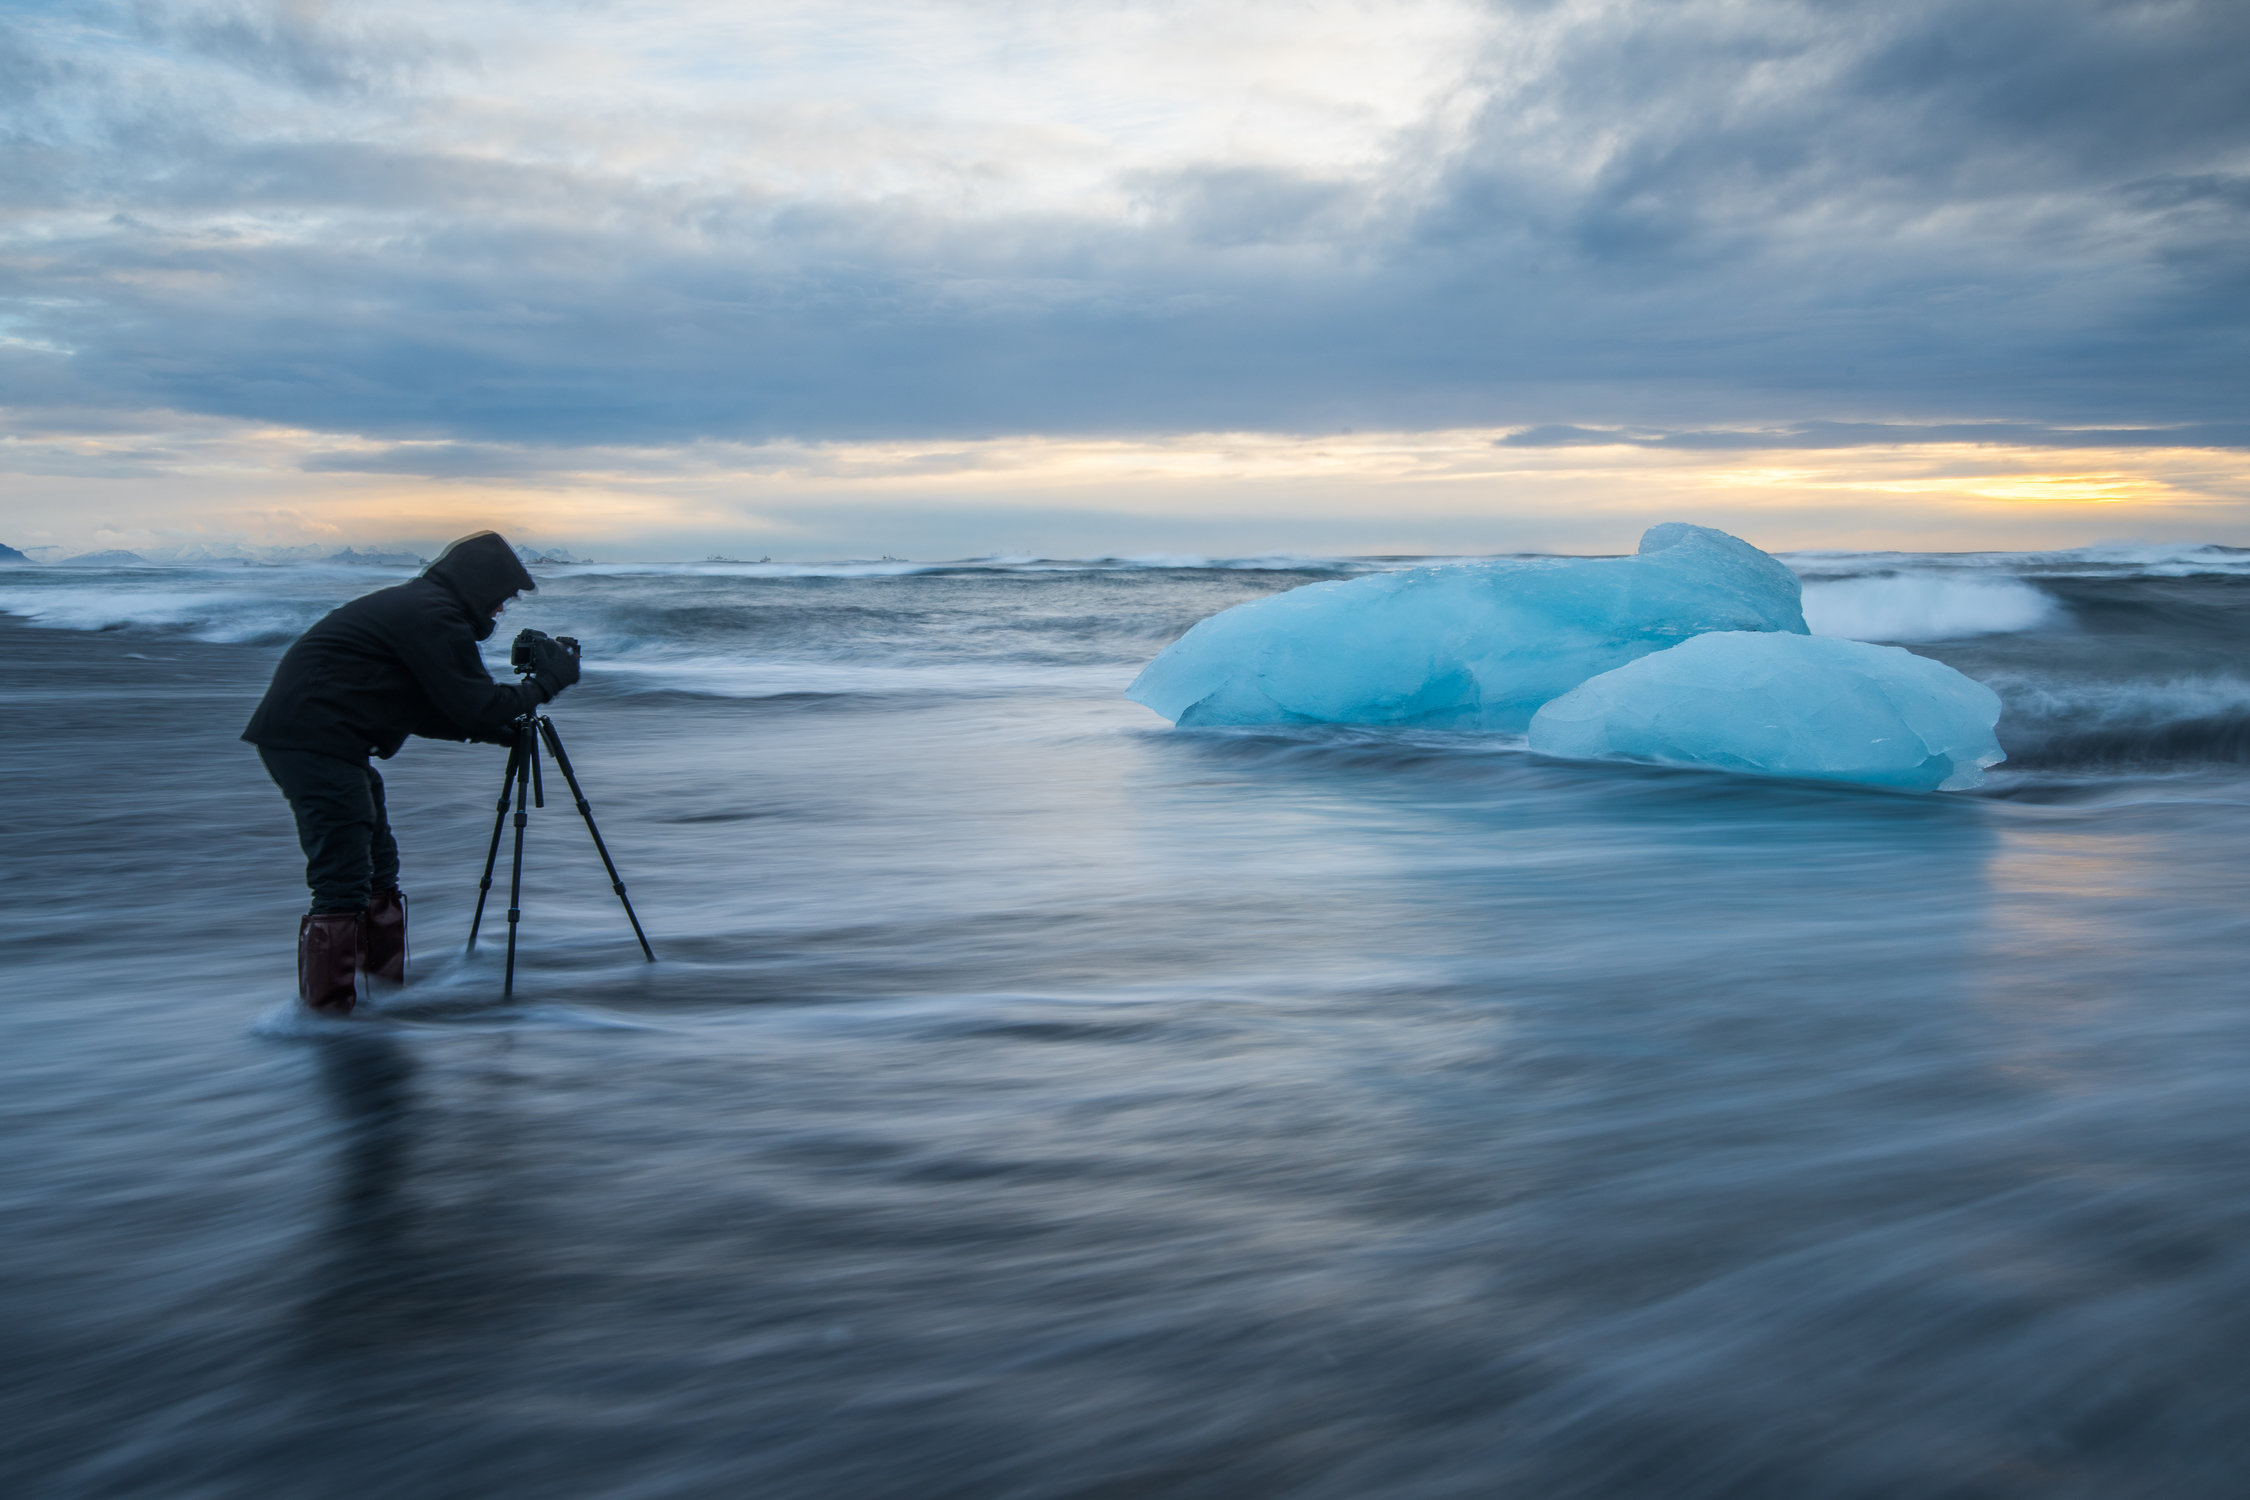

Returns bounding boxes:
[3,546,2248,1498]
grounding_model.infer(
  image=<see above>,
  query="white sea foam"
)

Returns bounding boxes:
[602,655,1133,699]
[0,584,333,641]
[1801,574,2058,641]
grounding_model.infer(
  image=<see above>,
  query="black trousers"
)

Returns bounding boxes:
[258,746,400,914]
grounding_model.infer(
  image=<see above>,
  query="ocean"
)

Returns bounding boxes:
[3,545,2248,1498]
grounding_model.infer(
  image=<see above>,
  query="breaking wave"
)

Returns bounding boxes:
[7,545,2248,788]
[1801,573,2059,641]
[1991,675,2250,769]
[0,583,336,643]
[1786,541,2250,580]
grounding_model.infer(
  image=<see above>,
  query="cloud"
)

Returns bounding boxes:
[8,400,2249,564]
[298,440,562,478]
[1127,165,1369,248]
[136,0,454,96]
[0,0,2244,461]
[1500,421,2250,451]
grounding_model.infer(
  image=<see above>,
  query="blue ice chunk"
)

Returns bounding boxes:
[1527,631,2005,791]
[1126,524,1808,731]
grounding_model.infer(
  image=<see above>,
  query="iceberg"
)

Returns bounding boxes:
[1527,631,2005,791]
[1127,524,1808,731]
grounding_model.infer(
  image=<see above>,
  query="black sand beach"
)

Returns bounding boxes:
[5,554,2250,1498]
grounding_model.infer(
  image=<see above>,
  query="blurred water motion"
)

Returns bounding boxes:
[2,554,2248,1498]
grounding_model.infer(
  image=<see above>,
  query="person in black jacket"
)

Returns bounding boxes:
[245,531,581,1013]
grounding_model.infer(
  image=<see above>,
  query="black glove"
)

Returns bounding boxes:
[526,634,580,700]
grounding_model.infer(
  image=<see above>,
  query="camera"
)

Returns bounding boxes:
[510,627,581,675]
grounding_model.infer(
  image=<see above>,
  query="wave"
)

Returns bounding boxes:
[2007,711,2250,770]
[593,542,2245,583]
[0,583,333,643]
[2,552,1382,583]
[1993,674,2250,769]
[15,541,2243,582]
[1786,542,2250,580]
[2047,541,2250,576]
[558,553,1384,579]
[597,656,1136,700]
[1801,574,2059,641]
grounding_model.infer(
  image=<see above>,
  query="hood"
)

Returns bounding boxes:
[425,531,537,639]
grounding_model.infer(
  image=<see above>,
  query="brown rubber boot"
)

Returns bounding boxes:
[364,888,408,986]
[299,912,363,1016]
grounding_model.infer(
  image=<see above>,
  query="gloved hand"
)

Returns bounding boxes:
[526,634,580,700]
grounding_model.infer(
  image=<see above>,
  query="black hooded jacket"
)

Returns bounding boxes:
[243,532,546,761]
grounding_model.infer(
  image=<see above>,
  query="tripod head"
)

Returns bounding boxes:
[511,711,545,807]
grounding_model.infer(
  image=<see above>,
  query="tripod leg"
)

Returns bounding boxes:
[537,718,657,962]
[467,736,523,951]
[503,721,534,999]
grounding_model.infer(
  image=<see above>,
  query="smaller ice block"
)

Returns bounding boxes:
[1527,631,2005,792]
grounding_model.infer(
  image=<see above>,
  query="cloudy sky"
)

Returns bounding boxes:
[3,0,2246,558]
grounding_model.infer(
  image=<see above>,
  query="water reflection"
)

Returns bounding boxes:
[317,1034,419,1232]
[290,1029,561,1432]
[297,1033,422,1347]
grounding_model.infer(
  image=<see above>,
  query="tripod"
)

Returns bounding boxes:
[467,712,655,997]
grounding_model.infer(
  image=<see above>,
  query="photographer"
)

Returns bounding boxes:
[244,531,581,1014]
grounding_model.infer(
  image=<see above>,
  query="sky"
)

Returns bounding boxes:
[2,0,2246,559]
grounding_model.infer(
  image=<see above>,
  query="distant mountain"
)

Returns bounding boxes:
[513,544,587,565]
[18,542,434,566]
[132,542,325,565]
[136,544,257,565]
[325,547,426,567]
[138,546,244,565]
